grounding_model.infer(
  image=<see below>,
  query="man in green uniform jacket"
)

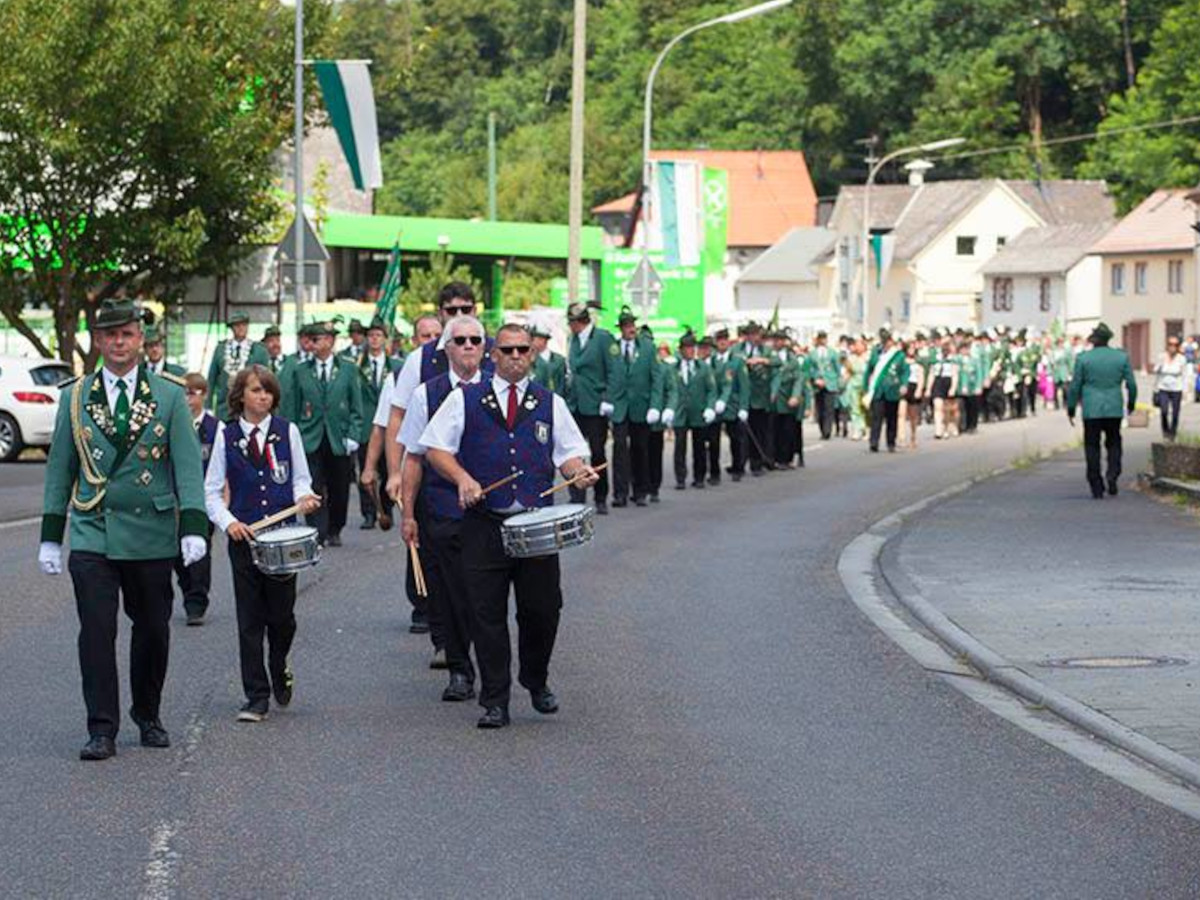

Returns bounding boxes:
[672,331,717,489]
[1066,322,1137,499]
[768,332,806,468]
[339,319,366,360]
[809,330,841,440]
[355,317,401,530]
[744,324,775,475]
[40,300,208,761]
[530,325,568,397]
[607,307,664,507]
[647,336,679,501]
[284,322,364,546]
[710,327,750,481]
[206,312,269,418]
[565,302,616,512]
[862,329,910,453]
[142,326,185,377]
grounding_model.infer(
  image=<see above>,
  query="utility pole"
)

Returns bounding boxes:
[487,112,498,221]
[293,0,305,326]
[566,0,587,305]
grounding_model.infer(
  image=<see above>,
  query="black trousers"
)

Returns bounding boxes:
[356,444,392,524]
[648,429,665,495]
[724,419,747,474]
[173,525,212,618]
[747,408,770,472]
[229,540,296,703]
[962,395,980,433]
[1083,417,1123,492]
[611,420,651,502]
[307,436,352,541]
[570,414,608,505]
[68,552,173,738]
[1160,390,1182,438]
[409,499,445,649]
[674,426,707,486]
[794,418,805,465]
[424,514,475,680]
[771,412,796,465]
[869,398,900,450]
[1026,381,1039,416]
[462,511,562,709]
[814,388,836,440]
[704,422,722,482]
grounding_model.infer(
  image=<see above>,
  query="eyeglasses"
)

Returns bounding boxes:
[451,334,484,346]
[443,304,475,316]
[497,344,532,356]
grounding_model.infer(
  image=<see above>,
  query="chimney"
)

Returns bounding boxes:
[905,159,934,186]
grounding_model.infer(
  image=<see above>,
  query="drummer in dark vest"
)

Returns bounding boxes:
[398,314,487,702]
[423,324,597,729]
[204,365,321,723]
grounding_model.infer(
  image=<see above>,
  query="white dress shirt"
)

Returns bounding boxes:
[373,373,396,429]
[314,356,335,383]
[390,347,428,411]
[574,322,594,353]
[421,375,590,470]
[399,368,481,454]
[365,351,388,390]
[101,365,141,414]
[146,359,166,375]
[204,414,313,533]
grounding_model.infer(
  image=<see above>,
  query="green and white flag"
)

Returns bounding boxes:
[375,240,402,328]
[314,61,382,191]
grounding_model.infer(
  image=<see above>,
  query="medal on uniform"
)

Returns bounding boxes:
[152,422,166,438]
[303,401,313,419]
[535,421,550,445]
[137,445,150,460]
[266,443,288,484]
[137,470,153,486]
[150,445,162,460]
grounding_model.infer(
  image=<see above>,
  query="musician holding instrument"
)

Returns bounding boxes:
[423,324,597,730]
[203,365,321,723]
[39,299,209,761]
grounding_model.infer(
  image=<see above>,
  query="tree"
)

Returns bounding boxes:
[0,0,331,367]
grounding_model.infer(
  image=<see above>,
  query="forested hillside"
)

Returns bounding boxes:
[329,0,1199,217]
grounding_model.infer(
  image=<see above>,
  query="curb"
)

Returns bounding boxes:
[840,458,1200,795]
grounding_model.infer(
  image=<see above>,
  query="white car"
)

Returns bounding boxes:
[0,355,74,462]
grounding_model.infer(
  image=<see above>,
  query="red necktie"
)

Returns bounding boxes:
[249,426,262,465]
[506,385,518,430]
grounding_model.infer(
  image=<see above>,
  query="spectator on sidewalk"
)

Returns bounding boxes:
[1066,322,1137,499]
[1153,336,1186,440]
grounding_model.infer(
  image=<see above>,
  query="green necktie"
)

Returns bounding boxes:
[114,378,130,439]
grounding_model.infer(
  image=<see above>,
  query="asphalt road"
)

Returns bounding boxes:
[4,415,1200,899]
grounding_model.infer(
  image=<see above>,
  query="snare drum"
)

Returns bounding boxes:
[500,504,595,559]
[250,525,321,576]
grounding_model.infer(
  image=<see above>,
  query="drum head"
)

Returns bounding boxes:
[257,525,317,544]
[506,504,588,526]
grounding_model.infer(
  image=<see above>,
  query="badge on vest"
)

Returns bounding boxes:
[535,421,550,445]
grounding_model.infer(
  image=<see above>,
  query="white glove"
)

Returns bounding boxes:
[714,400,727,415]
[345,438,360,455]
[38,542,62,576]
[599,402,614,418]
[180,535,207,568]
[737,409,749,423]
[702,408,716,424]
[662,408,675,426]
[646,408,661,425]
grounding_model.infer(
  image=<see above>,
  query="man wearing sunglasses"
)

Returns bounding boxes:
[423,324,598,729]
[398,315,488,702]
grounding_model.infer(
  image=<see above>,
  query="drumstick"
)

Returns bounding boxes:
[249,502,305,535]
[539,462,608,498]
[481,470,524,496]
[409,543,428,597]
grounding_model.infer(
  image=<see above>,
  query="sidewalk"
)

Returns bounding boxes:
[883,408,1200,771]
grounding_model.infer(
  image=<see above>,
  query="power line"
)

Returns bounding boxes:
[932,114,1200,161]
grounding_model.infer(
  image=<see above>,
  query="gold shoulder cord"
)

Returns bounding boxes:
[70,379,107,512]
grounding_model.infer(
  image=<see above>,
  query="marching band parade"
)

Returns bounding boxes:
[38,289,1123,752]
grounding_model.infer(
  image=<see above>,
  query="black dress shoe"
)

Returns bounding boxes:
[595,502,609,515]
[359,517,376,530]
[708,477,720,486]
[691,481,705,489]
[326,533,343,547]
[130,711,170,749]
[442,673,475,702]
[634,496,648,507]
[409,612,430,634]
[272,668,294,707]
[80,735,116,761]
[477,706,510,729]
[1107,478,1119,496]
[675,482,686,490]
[185,612,205,626]
[731,473,743,482]
[530,687,559,715]
[649,493,660,503]
[751,469,763,477]
[611,498,627,508]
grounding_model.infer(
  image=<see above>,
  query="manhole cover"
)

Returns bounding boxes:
[1041,656,1189,669]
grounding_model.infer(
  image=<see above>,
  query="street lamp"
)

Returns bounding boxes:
[861,137,965,326]
[637,0,795,312]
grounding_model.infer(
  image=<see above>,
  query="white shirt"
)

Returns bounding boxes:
[313,355,335,383]
[390,346,428,411]
[366,351,388,389]
[679,359,692,384]
[421,375,590,472]
[1156,352,1187,392]
[228,338,252,361]
[372,374,396,429]
[146,359,166,375]
[574,322,594,352]
[399,368,482,454]
[101,365,141,414]
[203,414,313,533]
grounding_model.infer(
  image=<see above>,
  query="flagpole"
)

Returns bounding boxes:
[566,0,586,306]
[294,0,305,328]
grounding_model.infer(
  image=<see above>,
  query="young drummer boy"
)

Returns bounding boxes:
[204,365,321,722]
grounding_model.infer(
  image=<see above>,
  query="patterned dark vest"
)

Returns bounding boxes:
[419,338,496,385]
[198,412,219,475]
[459,380,555,512]
[420,374,465,521]
[224,416,296,526]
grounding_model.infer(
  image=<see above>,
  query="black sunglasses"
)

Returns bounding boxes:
[497,344,532,356]
[443,304,475,315]
[451,335,484,346]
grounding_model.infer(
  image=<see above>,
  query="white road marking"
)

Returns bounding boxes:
[0,515,40,532]
[140,820,181,900]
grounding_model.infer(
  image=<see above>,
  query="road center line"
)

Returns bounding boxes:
[140,819,181,900]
